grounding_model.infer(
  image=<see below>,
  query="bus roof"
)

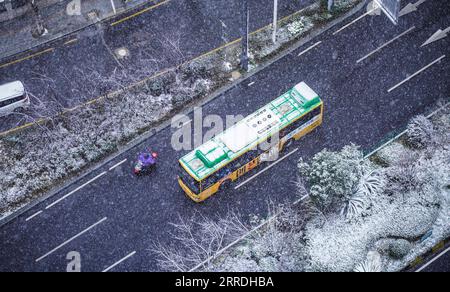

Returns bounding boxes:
[0,81,25,102]
[179,82,322,181]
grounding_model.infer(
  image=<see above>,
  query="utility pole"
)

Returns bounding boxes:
[328,0,334,12]
[240,0,249,71]
[272,0,278,44]
[31,0,46,37]
[110,0,117,14]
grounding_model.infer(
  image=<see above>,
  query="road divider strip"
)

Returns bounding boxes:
[45,171,107,210]
[0,2,321,138]
[63,38,78,46]
[0,48,54,69]
[388,55,446,93]
[110,0,170,27]
[102,251,137,272]
[35,217,107,262]
[357,26,416,63]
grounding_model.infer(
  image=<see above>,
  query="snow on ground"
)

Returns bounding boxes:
[212,108,449,272]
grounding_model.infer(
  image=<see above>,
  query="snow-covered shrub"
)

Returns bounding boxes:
[213,204,310,272]
[388,239,412,260]
[286,17,313,36]
[354,251,383,272]
[342,169,385,220]
[298,144,369,211]
[375,142,410,166]
[406,115,436,149]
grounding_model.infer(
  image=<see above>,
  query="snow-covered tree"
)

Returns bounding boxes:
[151,211,249,272]
[406,115,436,149]
[297,144,369,211]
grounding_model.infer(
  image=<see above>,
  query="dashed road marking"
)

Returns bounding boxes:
[235,148,299,190]
[109,159,128,171]
[25,211,43,222]
[357,26,416,63]
[35,217,107,262]
[416,247,450,272]
[297,41,322,57]
[102,251,137,272]
[45,171,107,210]
[388,55,446,93]
[333,6,379,35]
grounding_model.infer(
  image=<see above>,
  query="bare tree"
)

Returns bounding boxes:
[151,211,250,272]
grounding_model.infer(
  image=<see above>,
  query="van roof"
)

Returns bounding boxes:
[0,81,25,102]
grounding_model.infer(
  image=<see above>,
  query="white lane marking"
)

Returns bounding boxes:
[45,171,108,210]
[294,194,310,204]
[297,41,322,57]
[388,55,446,93]
[102,251,137,272]
[177,119,192,128]
[25,211,43,222]
[333,6,379,35]
[416,247,450,272]
[109,159,127,171]
[35,217,107,262]
[357,26,416,63]
[248,81,255,86]
[235,148,299,190]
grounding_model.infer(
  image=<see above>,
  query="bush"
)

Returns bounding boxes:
[297,144,368,211]
[406,115,435,149]
[388,239,412,259]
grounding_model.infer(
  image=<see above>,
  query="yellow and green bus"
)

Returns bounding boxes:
[178,82,323,202]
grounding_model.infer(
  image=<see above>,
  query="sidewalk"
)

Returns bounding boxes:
[0,0,151,61]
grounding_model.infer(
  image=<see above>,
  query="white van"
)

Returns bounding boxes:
[0,81,30,117]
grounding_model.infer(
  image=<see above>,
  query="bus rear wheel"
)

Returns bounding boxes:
[219,180,232,191]
[283,139,295,151]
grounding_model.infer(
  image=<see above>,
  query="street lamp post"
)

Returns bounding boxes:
[240,0,249,71]
[31,0,46,37]
[328,0,334,11]
[272,0,278,44]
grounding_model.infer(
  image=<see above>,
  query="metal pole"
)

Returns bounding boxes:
[110,0,117,14]
[272,0,278,44]
[328,0,334,12]
[31,0,45,36]
[240,0,249,71]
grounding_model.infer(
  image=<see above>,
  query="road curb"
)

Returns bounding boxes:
[0,0,162,63]
[0,0,368,227]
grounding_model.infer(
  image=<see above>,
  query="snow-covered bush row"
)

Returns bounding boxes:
[248,0,362,63]
[0,69,212,217]
[208,108,449,272]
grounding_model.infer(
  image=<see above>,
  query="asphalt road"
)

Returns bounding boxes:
[0,0,449,271]
[416,245,450,273]
[0,0,314,133]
